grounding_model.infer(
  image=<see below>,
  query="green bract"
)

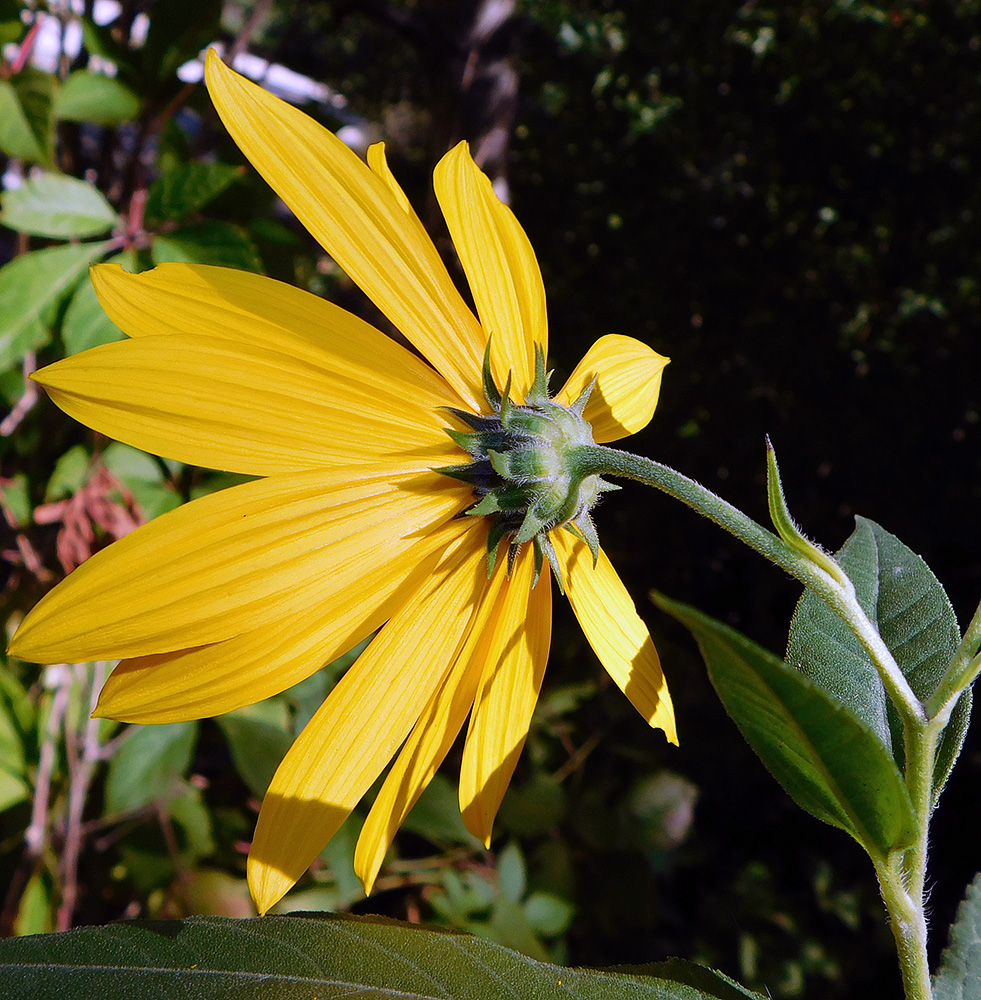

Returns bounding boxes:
[440,345,618,587]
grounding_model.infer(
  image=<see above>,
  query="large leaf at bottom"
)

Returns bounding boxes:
[934,873,981,1000]
[0,913,762,1000]
[654,593,916,859]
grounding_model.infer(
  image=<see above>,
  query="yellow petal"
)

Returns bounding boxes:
[554,531,677,745]
[366,142,412,215]
[204,50,485,409]
[459,545,552,845]
[433,142,546,401]
[95,519,475,724]
[555,334,669,443]
[10,468,466,664]
[35,332,456,477]
[91,262,453,403]
[354,556,510,893]
[247,524,489,914]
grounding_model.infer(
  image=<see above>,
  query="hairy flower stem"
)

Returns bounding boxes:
[572,445,925,725]
[573,443,937,1000]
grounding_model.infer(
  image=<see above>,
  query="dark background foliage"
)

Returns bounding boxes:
[1,2,979,997]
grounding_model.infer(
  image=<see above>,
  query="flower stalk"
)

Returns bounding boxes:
[569,443,926,728]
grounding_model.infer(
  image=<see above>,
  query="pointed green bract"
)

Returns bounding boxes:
[765,440,849,588]
[655,592,917,860]
[443,342,609,579]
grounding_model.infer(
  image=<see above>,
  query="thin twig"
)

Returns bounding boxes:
[56,662,108,930]
[1,352,39,437]
[25,667,71,859]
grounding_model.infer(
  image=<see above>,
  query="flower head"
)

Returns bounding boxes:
[9,49,674,914]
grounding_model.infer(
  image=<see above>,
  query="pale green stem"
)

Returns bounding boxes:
[875,851,934,1000]
[902,716,942,919]
[572,445,926,726]
[926,598,981,720]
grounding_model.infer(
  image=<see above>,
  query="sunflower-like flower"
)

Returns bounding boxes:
[9,50,675,914]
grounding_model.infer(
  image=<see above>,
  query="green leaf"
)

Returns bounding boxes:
[0,667,29,812]
[0,241,111,371]
[654,592,917,859]
[1,172,119,239]
[100,441,182,520]
[61,251,134,355]
[934,873,981,1000]
[145,162,245,224]
[0,68,55,166]
[53,71,140,126]
[12,870,54,937]
[151,221,263,272]
[215,712,291,799]
[104,722,198,816]
[44,445,90,502]
[0,472,31,526]
[402,772,481,847]
[786,516,968,801]
[0,913,763,999]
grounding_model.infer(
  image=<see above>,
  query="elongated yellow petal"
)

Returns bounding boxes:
[204,50,485,409]
[434,142,546,400]
[354,558,510,893]
[248,525,489,914]
[555,334,669,443]
[35,333,456,477]
[366,142,412,215]
[91,262,454,402]
[554,531,677,744]
[459,546,552,845]
[95,519,475,724]
[10,469,466,664]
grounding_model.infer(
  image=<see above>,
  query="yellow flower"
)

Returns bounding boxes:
[9,49,675,914]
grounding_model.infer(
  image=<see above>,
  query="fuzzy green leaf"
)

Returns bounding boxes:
[0,241,111,371]
[0,913,763,1000]
[1,172,119,239]
[655,592,916,860]
[934,873,981,1000]
[786,516,968,803]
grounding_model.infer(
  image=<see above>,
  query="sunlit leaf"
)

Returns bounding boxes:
[53,71,140,126]
[0,241,111,371]
[1,172,119,239]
